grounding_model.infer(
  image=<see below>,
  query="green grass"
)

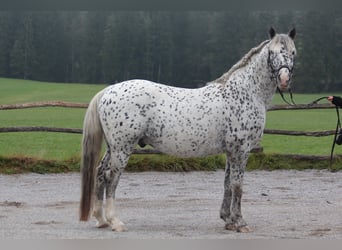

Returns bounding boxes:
[0,78,105,104]
[264,92,342,156]
[0,108,86,159]
[0,78,105,160]
[0,155,80,174]
[263,108,342,156]
[2,153,341,174]
[0,77,341,172]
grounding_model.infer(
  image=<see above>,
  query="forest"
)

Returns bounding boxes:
[0,11,341,93]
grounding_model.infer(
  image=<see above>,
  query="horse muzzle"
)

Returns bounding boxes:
[277,67,292,91]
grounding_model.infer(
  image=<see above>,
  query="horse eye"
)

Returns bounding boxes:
[292,51,295,56]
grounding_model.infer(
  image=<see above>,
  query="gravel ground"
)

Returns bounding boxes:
[0,170,341,239]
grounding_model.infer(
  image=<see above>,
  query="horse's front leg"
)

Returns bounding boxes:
[220,159,232,222]
[221,152,250,233]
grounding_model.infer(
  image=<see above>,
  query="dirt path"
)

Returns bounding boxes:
[0,170,341,239]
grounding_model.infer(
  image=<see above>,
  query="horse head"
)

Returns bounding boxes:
[267,27,296,91]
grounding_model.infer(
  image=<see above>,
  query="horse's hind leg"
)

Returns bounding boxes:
[93,149,110,228]
[104,150,129,232]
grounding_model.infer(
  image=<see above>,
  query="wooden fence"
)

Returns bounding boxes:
[0,101,338,156]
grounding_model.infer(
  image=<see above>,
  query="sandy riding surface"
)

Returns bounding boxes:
[0,170,341,239]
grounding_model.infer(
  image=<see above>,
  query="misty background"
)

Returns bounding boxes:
[0,11,341,93]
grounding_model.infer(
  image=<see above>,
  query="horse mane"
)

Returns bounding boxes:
[211,39,270,85]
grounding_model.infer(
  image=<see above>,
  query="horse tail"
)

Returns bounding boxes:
[79,89,105,221]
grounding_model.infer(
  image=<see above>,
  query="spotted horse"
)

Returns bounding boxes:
[79,27,297,233]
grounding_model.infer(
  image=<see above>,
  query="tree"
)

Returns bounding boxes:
[0,11,341,92]
[184,12,213,86]
[30,12,70,82]
[67,12,88,83]
[0,12,15,76]
[80,11,108,83]
[295,11,341,92]
[9,12,36,79]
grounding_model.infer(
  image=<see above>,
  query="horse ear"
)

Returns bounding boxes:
[288,28,296,40]
[269,27,276,39]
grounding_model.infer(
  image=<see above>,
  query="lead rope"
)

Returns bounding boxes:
[308,96,340,170]
[330,106,341,170]
[277,91,340,169]
[289,88,296,105]
[307,96,329,106]
[277,87,296,105]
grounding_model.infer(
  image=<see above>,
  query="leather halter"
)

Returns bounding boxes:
[267,51,294,80]
[267,52,295,105]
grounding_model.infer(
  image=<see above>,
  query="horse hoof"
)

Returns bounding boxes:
[237,225,251,233]
[96,222,109,228]
[112,225,126,232]
[225,223,237,231]
[106,217,127,232]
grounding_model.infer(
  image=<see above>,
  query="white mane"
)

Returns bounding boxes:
[210,39,270,85]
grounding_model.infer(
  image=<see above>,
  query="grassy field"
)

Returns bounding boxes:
[264,109,341,156]
[0,77,341,172]
[0,78,105,160]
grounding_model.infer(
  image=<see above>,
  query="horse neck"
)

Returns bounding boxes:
[224,44,276,109]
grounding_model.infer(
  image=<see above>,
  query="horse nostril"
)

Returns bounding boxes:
[281,82,288,88]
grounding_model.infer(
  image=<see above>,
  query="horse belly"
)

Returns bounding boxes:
[165,141,224,158]
[146,126,225,158]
